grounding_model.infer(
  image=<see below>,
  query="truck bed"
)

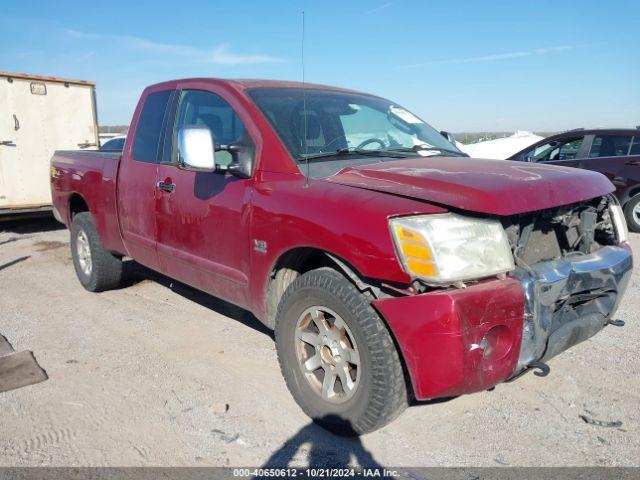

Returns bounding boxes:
[50,149,125,254]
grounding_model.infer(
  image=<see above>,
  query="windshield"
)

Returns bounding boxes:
[247,87,462,176]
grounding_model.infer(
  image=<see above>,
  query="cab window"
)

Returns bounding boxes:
[529,137,584,162]
[589,135,633,158]
[630,136,640,156]
[173,90,246,167]
[132,90,172,163]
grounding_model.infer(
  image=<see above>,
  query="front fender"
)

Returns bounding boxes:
[247,171,445,320]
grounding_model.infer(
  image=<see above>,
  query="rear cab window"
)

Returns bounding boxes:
[630,136,640,155]
[132,90,172,163]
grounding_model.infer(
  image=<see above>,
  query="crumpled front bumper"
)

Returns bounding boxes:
[510,244,632,374]
[373,244,633,401]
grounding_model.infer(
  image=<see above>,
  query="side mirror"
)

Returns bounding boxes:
[440,130,457,145]
[177,126,216,172]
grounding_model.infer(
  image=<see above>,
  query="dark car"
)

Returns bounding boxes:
[99,135,126,151]
[509,128,640,232]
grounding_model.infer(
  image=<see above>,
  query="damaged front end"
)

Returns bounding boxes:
[373,195,632,400]
[503,195,633,377]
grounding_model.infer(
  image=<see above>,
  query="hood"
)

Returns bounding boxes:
[326,157,615,216]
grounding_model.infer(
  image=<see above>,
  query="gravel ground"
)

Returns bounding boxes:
[0,216,638,467]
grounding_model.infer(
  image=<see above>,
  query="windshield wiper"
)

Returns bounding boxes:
[299,147,406,162]
[384,145,468,157]
[298,145,467,163]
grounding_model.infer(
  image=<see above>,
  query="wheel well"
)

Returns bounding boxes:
[68,194,89,220]
[265,248,332,328]
[624,186,640,205]
[265,248,375,329]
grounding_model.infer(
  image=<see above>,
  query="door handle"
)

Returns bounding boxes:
[156,181,175,193]
[625,160,640,166]
[0,140,15,147]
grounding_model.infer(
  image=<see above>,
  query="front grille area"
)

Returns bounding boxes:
[502,196,618,267]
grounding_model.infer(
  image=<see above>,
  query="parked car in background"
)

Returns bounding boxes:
[0,71,98,215]
[509,128,640,232]
[100,135,126,151]
[50,79,632,435]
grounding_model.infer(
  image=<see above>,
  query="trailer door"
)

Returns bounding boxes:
[0,76,98,211]
[0,81,20,209]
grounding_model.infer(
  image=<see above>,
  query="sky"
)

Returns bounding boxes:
[1,0,639,132]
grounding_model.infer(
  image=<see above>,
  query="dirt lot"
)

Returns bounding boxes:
[0,216,638,467]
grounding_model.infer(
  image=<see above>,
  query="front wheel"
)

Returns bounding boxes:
[275,268,408,435]
[70,212,123,292]
[624,194,640,233]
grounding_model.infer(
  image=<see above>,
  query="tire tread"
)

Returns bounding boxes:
[624,195,640,233]
[71,212,122,292]
[275,267,408,435]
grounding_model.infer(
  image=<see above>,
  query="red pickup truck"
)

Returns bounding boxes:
[51,78,633,435]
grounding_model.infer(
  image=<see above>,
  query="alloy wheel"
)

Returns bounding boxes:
[76,229,92,276]
[294,306,361,403]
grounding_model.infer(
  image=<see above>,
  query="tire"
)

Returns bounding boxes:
[623,194,640,233]
[275,267,408,435]
[70,212,123,292]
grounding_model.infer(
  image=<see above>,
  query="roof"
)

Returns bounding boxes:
[0,71,95,87]
[555,127,640,136]
[228,78,363,93]
[146,77,371,97]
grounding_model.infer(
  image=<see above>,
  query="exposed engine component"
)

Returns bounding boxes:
[503,196,617,267]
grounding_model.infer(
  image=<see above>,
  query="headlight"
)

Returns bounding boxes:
[389,213,515,284]
[609,203,628,243]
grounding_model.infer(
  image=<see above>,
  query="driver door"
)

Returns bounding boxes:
[154,86,255,308]
[524,136,586,169]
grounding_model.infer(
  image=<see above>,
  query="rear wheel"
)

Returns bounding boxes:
[275,268,408,435]
[70,212,123,292]
[624,194,640,233]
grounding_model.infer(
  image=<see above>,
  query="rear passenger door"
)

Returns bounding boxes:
[577,134,635,194]
[117,88,175,270]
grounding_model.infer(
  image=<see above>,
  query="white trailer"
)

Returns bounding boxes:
[0,72,98,214]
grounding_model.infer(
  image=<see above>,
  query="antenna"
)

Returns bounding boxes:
[301,10,310,187]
